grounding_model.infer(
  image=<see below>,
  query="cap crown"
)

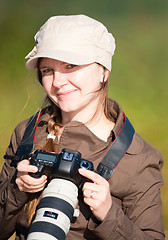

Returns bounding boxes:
[26,15,116,71]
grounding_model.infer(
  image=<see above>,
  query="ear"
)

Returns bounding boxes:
[100,68,110,83]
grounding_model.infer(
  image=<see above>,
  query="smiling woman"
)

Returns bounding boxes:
[0,14,165,240]
[39,59,109,124]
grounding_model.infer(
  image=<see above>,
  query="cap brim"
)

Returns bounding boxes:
[25,49,96,69]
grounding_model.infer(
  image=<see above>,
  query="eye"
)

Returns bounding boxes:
[66,64,77,69]
[41,68,54,76]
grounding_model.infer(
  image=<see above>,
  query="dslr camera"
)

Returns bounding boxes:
[27,149,94,240]
[5,148,94,240]
[29,148,94,186]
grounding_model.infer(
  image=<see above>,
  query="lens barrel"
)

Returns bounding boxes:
[27,179,78,240]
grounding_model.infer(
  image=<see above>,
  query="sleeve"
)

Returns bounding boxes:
[87,149,165,240]
[0,120,30,239]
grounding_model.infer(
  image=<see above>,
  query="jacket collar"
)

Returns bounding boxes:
[37,98,143,155]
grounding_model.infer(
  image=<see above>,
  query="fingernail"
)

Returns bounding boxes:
[32,166,38,172]
[79,168,85,174]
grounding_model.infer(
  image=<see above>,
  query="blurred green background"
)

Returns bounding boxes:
[0,0,167,239]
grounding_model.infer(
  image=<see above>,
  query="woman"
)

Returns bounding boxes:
[0,15,165,239]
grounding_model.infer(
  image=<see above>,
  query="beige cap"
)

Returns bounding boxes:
[25,14,116,71]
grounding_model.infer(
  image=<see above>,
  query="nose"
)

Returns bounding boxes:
[52,71,68,88]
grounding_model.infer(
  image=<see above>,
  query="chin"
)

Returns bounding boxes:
[57,103,79,114]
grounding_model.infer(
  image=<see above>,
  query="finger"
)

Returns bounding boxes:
[84,197,96,207]
[79,168,107,185]
[83,192,112,214]
[22,180,47,192]
[83,189,98,199]
[19,181,46,193]
[83,196,101,213]
[82,182,102,192]
[17,160,38,173]
[16,175,47,192]
[83,189,93,198]
[18,174,47,187]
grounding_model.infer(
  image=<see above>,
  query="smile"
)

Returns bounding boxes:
[57,89,78,98]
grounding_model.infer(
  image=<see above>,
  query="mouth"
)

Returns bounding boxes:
[57,89,78,98]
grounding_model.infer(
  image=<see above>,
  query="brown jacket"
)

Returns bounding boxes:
[0,99,165,240]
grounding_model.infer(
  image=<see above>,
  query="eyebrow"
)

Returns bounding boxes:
[39,61,69,69]
[39,65,52,69]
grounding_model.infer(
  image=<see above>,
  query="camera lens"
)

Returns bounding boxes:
[80,161,90,169]
[27,179,78,240]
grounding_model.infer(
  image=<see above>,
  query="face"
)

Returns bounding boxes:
[39,58,107,123]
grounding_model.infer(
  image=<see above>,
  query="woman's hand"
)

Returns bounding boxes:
[16,160,47,193]
[79,168,112,222]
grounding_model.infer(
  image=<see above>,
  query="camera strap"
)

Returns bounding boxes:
[16,109,44,157]
[96,113,135,180]
[13,110,135,181]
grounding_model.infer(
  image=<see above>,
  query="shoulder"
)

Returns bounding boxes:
[127,132,163,171]
[7,106,52,154]
[15,106,52,135]
[109,132,164,197]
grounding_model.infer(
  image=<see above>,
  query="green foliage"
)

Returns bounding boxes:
[0,1,167,238]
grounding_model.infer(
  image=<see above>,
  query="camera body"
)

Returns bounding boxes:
[29,148,94,186]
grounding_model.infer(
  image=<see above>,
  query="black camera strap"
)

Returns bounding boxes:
[7,110,135,181]
[96,114,135,180]
[4,111,43,166]
[16,109,44,157]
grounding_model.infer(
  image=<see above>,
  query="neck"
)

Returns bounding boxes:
[61,107,115,142]
[87,112,115,142]
[61,99,101,125]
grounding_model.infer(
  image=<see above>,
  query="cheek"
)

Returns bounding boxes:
[42,78,52,93]
[69,71,99,92]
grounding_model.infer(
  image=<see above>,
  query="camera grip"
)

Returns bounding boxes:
[29,163,44,178]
